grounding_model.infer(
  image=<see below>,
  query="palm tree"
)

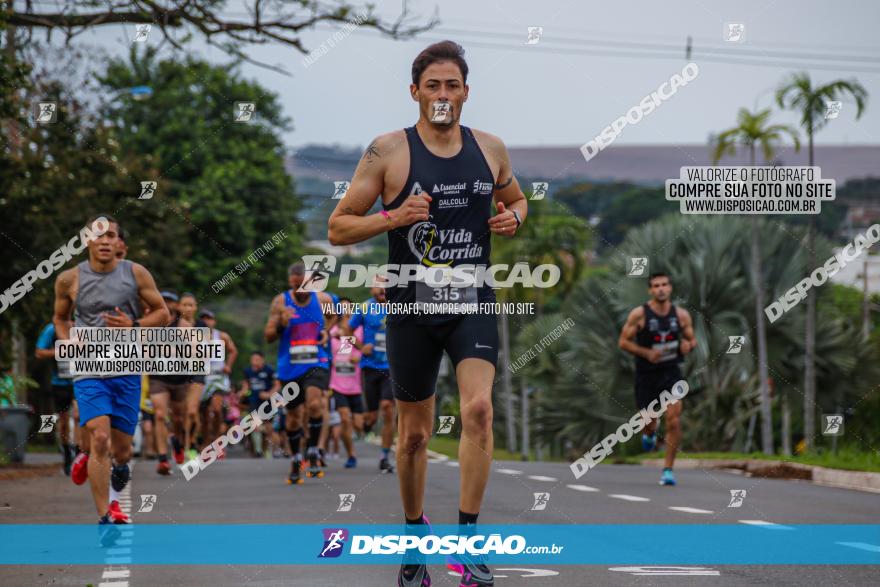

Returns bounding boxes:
[493,197,591,455]
[711,108,799,455]
[775,73,867,450]
[526,215,813,456]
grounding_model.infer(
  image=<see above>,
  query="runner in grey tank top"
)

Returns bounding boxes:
[53,216,169,526]
[74,259,141,327]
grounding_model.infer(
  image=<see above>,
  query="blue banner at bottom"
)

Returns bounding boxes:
[0,524,877,565]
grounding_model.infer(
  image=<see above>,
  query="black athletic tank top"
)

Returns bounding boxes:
[383,125,496,324]
[635,303,682,372]
[153,314,188,384]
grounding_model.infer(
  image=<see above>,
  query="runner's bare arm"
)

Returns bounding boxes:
[482,134,527,236]
[678,307,697,354]
[328,132,430,245]
[318,292,335,344]
[35,347,54,360]
[264,294,286,343]
[327,135,391,245]
[221,332,238,372]
[131,264,171,327]
[618,307,656,361]
[52,268,75,340]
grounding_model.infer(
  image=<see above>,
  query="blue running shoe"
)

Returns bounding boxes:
[641,433,657,452]
[344,456,357,469]
[98,514,121,547]
[659,468,676,486]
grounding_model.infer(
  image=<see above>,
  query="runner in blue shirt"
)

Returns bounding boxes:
[35,323,76,475]
[345,277,394,473]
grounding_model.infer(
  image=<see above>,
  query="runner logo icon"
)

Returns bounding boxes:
[822,414,844,436]
[337,494,356,512]
[531,492,550,511]
[727,336,745,354]
[38,415,58,433]
[319,528,349,558]
[728,490,746,508]
[437,416,455,434]
[138,494,157,513]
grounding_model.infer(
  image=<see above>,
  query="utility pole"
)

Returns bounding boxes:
[500,311,517,454]
[520,382,529,461]
[862,256,871,340]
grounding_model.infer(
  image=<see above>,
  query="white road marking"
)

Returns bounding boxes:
[496,468,523,475]
[98,462,134,587]
[445,461,459,467]
[738,520,794,530]
[101,569,130,579]
[668,506,714,514]
[836,542,880,553]
[608,494,651,502]
[527,475,557,482]
[566,484,599,492]
[610,566,720,576]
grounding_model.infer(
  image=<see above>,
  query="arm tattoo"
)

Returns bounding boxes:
[363,141,380,162]
[494,176,513,189]
[342,206,354,215]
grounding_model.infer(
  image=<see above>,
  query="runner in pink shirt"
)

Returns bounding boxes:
[329,298,364,468]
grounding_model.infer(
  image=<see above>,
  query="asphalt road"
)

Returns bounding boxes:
[1,442,877,586]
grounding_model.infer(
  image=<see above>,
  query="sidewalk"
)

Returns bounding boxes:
[643,457,880,493]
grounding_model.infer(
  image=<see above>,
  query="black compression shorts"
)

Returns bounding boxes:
[634,365,683,411]
[281,367,330,410]
[333,392,365,414]
[361,367,392,411]
[386,313,498,403]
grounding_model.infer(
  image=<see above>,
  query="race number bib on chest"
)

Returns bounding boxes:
[652,340,679,362]
[290,341,319,364]
[374,332,387,354]
[335,358,355,375]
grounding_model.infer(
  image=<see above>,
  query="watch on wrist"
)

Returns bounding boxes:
[512,210,522,228]
[132,319,141,328]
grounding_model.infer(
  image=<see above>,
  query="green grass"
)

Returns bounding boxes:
[25,443,58,453]
[425,440,880,473]
[629,450,880,473]
[426,436,570,463]
[427,436,524,462]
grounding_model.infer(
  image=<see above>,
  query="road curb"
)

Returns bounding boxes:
[642,458,880,493]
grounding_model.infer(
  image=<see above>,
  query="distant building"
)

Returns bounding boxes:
[830,252,880,295]
[841,201,880,241]
[288,144,880,187]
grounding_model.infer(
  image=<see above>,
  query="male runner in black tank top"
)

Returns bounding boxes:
[328,41,527,587]
[619,272,696,487]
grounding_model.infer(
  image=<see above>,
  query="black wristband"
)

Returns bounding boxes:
[132,319,141,328]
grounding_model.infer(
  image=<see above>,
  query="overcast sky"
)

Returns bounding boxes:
[69,0,880,150]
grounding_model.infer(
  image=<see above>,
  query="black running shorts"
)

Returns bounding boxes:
[361,367,393,411]
[386,313,499,403]
[332,392,365,414]
[281,367,330,410]
[634,366,683,411]
[52,384,74,411]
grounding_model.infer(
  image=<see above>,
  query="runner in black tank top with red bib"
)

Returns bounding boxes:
[619,272,697,487]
